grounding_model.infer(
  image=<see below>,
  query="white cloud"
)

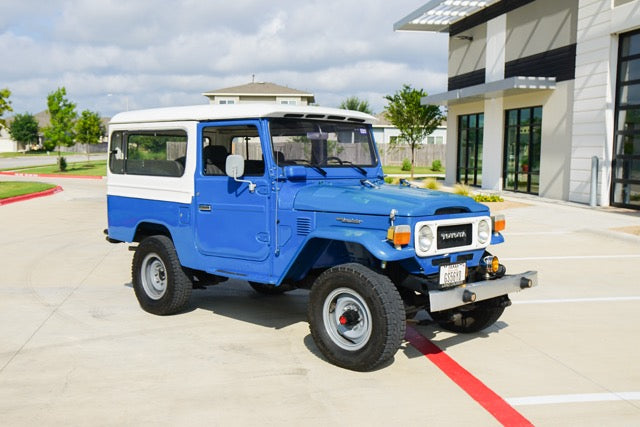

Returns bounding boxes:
[1,0,448,116]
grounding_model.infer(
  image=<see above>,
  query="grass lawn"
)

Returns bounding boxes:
[382,165,445,175]
[7,160,107,176]
[0,181,57,199]
[0,151,75,158]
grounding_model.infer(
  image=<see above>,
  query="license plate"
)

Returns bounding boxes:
[439,262,466,287]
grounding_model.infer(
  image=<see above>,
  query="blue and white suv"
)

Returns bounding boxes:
[106,104,537,371]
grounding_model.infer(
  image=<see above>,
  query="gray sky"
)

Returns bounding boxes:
[1,0,448,117]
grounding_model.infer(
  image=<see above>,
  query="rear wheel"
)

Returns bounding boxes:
[132,235,192,315]
[308,263,405,371]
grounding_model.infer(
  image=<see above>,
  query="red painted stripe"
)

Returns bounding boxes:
[0,171,103,180]
[0,186,63,206]
[406,326,533,427]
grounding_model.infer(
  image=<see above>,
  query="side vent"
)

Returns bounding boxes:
[296,217,312,236]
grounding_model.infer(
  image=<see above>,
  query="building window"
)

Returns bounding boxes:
[279,98,297,105]
[503,106,542,195]
[218,98,236,105]
[612,30,640,208]
[457,113,483,187]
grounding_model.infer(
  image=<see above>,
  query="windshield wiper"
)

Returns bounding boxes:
[341,160,367,176]
[294,159,327,176]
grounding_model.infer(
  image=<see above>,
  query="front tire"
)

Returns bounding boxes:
[132,235,192,315]
[308,263,405,371]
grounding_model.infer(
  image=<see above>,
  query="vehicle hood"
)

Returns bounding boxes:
[293,183,489,217]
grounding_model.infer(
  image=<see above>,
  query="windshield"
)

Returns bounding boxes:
[269,119,378,169]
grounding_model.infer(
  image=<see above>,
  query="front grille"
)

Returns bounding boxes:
[437,224,472,250]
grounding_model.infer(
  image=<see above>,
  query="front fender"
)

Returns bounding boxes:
[305,227,415,262]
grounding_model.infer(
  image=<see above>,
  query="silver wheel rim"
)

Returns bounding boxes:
[140,253,167,300]
[322,287,372,351]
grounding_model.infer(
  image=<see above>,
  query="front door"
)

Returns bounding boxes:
[194,121,272,269]
[504,107,542,194]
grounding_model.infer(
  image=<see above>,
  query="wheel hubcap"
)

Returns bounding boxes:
[140,253,167,300]
[323,287,372,351]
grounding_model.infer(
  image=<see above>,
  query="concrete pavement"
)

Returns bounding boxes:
[0,176,639,425]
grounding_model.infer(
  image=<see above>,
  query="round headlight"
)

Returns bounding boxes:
[478,219,490,244]
[418,225,434,253]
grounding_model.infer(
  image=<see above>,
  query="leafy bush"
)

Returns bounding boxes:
[401,158,411,171]
[384,176,394,184]
[58,156,67,172]
[474,193,504,202]
[423,177,441,190]
[431,159,442,172]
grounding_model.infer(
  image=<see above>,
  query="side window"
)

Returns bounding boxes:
[202,125,264,176]
[110,129,187,177]
[109,131,125,174]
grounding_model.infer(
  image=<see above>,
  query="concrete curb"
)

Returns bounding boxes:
[0,171,104,180]
[0,185,63,206]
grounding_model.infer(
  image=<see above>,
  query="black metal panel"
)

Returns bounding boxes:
[437,224,473,250]
[448,68,486,91]
[504,44,577,82]
[450,0,535,37]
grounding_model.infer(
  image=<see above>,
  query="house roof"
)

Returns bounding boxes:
[203,82,315,101]
[394,0,500,32]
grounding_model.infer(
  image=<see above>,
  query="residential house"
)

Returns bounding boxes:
[203,82,316,106]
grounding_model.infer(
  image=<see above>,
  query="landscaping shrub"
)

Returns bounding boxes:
[58,156,67,172]
[423,177,441,190]
[473,193,504,202]
[431,159,442,172]
[453,183,472,197]
[401,158,411,171]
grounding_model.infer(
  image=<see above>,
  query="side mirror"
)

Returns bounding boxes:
[225,154,256,193]
[225,154,245,178]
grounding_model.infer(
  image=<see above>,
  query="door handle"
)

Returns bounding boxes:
[198,204,212,212]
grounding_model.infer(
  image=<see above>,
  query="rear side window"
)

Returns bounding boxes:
[109,129,187,177]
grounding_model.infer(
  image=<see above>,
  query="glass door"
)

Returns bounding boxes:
[504,107,542,194]
[457,113,483,187]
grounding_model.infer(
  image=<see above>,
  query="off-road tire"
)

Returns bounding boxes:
[308,263,405,371]
[132,235,192,315]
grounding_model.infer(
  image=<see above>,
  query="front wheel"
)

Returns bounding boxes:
[308,263,405,371]
[132,235,192,315]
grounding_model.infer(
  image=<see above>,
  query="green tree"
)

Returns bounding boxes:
[384,84,443,178]
[0,88,13,130]
[43,87,77,156]
[8,113,39,151]
[339,96,373,114]
[75,110,105,161]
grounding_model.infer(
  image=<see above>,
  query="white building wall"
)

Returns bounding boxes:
[570,0,640,205]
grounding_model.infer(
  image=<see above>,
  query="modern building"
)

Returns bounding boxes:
[395,0,640,209]
[203,82,316,106]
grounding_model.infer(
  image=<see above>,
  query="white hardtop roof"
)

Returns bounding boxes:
[109,104,376,125]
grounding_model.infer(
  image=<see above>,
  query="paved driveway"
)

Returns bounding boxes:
[1,176,639,425]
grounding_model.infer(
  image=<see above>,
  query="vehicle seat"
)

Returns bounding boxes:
[203,145,228,175]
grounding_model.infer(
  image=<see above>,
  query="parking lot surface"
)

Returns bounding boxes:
[1,176,639,426]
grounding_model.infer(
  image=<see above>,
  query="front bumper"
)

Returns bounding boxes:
[428,271,538,312]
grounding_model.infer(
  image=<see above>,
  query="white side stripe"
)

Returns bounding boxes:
[506,392,640,406]
[513,296,640,305]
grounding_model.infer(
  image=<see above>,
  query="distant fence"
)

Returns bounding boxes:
[378,144,446,167]
[66,142,109,153]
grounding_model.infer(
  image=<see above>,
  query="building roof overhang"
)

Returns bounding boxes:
[394,0,500,32]
[421,76,556,106]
